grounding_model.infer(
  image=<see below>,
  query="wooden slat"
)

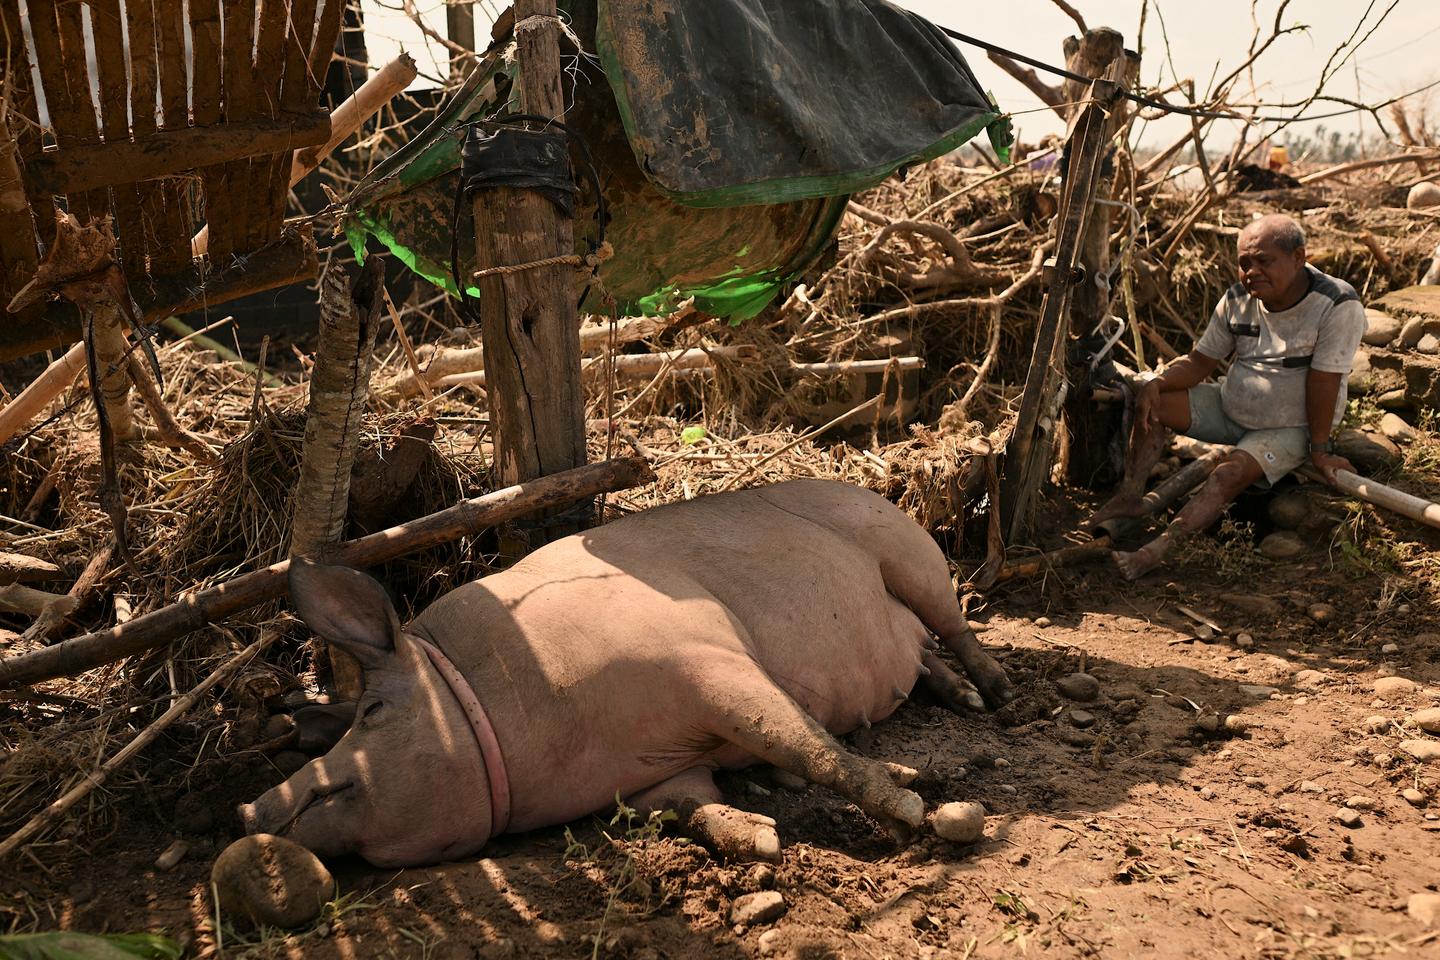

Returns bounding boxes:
[25,111,331,193]
[25,2,77,147]
[155,0,188,128]
[189,0,223,126]
[53,0,101,143]
[210,0,259,261]
[222,0,256,120]
[281,0,322,112]
[126,0,159,138]
[145,180,194,275]
[89,0,131,142]
[111,183,149,284]
[2,2,42,284]
[309,0,345,92]
[237,0,297,249]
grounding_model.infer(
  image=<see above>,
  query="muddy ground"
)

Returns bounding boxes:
[6,483,1439,960]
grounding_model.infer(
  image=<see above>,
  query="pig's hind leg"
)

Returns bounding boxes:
[627,767,781,863]
[697,659,925,840]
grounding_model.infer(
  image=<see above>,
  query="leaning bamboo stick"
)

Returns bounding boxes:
[0,630,278,861]
[1298,149,1440,185]
[790,357,924,375]
[1323,468,1440,530]
[0,457,654,688]
[0,342,87,446]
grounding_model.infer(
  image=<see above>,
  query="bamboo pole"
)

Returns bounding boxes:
[0,457,654,688]
[1091,447,1226,541]
[0,342,87,446]
[1325,468,1440,530]
[991,536,1112,583]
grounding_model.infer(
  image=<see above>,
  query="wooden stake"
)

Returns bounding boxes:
[0,342,87,446]
[0,457,654,688]
[473,0,587,548]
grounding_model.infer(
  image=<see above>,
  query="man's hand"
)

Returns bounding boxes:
[1136,379,1163,429]
[1310,450,1354,486]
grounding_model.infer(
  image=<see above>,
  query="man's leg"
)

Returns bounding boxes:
[1089,389,1193,525]
[1112,449,1265,580]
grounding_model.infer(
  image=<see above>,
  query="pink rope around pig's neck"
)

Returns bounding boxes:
[412,635,512,837]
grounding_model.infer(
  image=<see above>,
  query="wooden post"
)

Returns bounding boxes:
[471,0,586,552]
[1060,29,1140,487]
[446,0,476,79]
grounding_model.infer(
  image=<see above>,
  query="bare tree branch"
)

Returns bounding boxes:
[986,51,1067,118]
[1049,0,1087,34]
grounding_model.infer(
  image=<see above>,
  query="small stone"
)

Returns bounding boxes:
[1382,643,1401,655]
[770,769,808,792]
[1402,788,1426,806]
[932,801,987,843]
[1223,715,1251,734]
[1259,531,1306,561]
[1378,388,1411,410]
[154,839,189,872]
[1194,624,1216,642]
[1413,707,1440,733]
[1399,740,1440,763]
[758,930,782,955]
[730,891,786,927]
[1307,604,1337,624]
[1236,633,1255,649]
[1199,787,1216,800]
[1241,684,1278,700]
[1295,696,1310,705]
[999,784,1018,796]
[1400,317,1428,349]
[993,757,1011,769]
[211,834,336,929]
[1363,309,1403,346]
[1293,669,1328,690]
[1380,413,1419,443]
[1407,181,1440,210]
[750,864,776,890]
[1244,776,1266,788]
[1336,808,1363,828]
[1362,715,1391,733]
[1408,893,1440,928]
[1345,796,1378,811]
[1056,673,1101,702]
[1375,677,1418,700]
[1300,780,1325,794]
[1420,334,1440,356]
[1034,616,1052,628]
[1398,603,1414,614]
[1069,709,1097,729]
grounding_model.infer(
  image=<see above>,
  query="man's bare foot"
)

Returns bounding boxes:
[1112,545,1163,581]
[1087,493,1148,528]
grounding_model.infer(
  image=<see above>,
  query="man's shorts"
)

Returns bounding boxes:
[1185,383,1309,486]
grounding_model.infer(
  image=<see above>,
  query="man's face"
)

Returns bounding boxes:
[1237,230,1305,307]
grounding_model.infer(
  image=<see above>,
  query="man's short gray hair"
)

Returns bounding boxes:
[1242,214,1306,253]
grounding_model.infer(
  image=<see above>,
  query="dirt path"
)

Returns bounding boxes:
[7,548,1440,959]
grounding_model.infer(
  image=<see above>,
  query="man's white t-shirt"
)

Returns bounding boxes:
[1193,265,1366,430]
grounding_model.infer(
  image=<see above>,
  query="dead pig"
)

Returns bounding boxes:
[240,479,1014,866]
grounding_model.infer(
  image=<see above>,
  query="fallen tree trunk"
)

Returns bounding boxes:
[0,584,76,619]
[0,553,63,585]
[0,457,654,688]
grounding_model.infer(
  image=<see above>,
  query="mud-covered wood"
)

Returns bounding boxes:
[0,457,657,688]
[473,0,587,549]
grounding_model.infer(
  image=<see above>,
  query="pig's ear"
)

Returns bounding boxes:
[288,558,401,666]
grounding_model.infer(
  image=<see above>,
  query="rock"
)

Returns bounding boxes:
[1408,892,1440,928]
[1034,616,1052,628]
[1335,808,1363,828]
[1258,531,1306,560]
[1408,181,1440,210]
[1236,633,1255,649]
[1362,715,1391,733]
[1056,726,1097,748]
[1345,796,1378,811]
[1382,642,1401,655]
[1199,786,1216,800]
[1293,669,1328,690]
[1300,780,1325,794]
[1413,707,1440,733]
[750,864,777,891]
[1420,334,1440,356]
[154,838,190,872]
[1335,429,1403,474]
[1069,709,1097,729]
[1375,677,1418,700]
[1267,492,1311,530]
[1241,684,1278,700]
[1223,714,1251,734]
[1380,413,1419,443]
[211,834,336,929]
[1378,387,1411,410]
[1306,604,1337,624]
[1364,309,1402,346]
[1056,673,1100,702]
[758,930,782,955]
[932,801,987,843]
[1400,317,1428,349]
[1399,740,1440,763]
[730,891,786,927]
[1402,788,1426,806]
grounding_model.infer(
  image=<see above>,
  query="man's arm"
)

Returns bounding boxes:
[1305,369,1354,484]
[1137,350,1222,427]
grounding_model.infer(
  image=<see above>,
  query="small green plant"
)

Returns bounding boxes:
[564,799,677,960]
[1175,518,1263,581]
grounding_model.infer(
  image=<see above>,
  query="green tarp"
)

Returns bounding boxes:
[347,0,1008,320]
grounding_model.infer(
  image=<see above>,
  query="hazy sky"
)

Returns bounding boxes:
[362,0,1439,148]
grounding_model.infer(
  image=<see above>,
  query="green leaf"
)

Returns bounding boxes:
[680,426,707,446]
[0,932,183,960]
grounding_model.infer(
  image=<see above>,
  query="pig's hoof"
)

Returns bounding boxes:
[686,803,783,863]
[885,788,925,829]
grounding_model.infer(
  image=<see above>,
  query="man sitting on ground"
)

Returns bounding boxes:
[1090,213,1365,579]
